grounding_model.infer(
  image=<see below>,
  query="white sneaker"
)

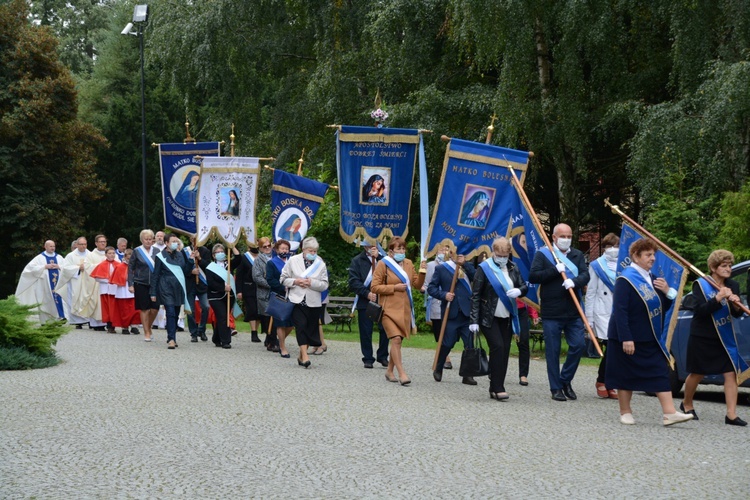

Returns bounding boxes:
[620,413,636,425]
[663,412,694,426]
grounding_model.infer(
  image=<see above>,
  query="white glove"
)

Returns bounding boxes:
[469,324,480,333]
[555,262,566,273]
[666,287,678,300]
[562,278,575,290]
[506,288,522,299]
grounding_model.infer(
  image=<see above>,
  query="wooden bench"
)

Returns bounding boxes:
[327,296,356,332]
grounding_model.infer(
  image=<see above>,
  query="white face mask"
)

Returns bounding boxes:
[604,247,619,261]
[556,238,572,252]
[493,256,508,267]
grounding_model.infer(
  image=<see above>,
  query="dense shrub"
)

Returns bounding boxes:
[0,296,69,369]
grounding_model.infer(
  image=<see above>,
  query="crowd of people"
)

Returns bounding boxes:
[15,223,748,427]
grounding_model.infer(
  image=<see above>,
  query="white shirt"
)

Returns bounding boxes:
[492,266,511,318]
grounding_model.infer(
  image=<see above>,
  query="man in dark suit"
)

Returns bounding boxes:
[529,223,590,401]
[348,242,389,369]
[427,248,477,385]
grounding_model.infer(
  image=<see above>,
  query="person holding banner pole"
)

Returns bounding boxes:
[149,233,192,349]
[198,244,241,349]
[349,241,389,369]
[585,232,620,400]
[428,247,477,385]
[128,230,159,342]
[681,250,747,426]
[422,245,454,370]
[529,223,590,402]
[267,240,294,358]
[605,238,693,426]
[253,238,278,352]
[470,237,527,401]
[184,244,210,342]
[371,237,426,386]
[235,245,262,343]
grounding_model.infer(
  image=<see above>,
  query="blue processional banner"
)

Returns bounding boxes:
[617,222,689,354]
[271,169,330,252]
[336,126,425,244]
[425,138,530,259]
[508,193,544,310]
[158,142,221,235]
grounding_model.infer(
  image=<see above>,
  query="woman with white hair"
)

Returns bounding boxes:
[280,237,329,368]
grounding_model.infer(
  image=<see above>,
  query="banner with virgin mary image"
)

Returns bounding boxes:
[270,169,330,252]
[195,156,260,247]
[158,142,221,235]
[336,126,426,244]
[424,138,530,259]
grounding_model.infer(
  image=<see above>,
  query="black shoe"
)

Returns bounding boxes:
[562,384,577,400]
[725,415,747,426]
[177,327,184,332]
[93,326,106,332]
[680,402,699,420]
[191,336,198,343]
[433,370,443,382]
[551,389,567,401]
[121,329,130,335]
[222,344,232,349]
[444,361,453,370]
[199,332,208,342]
[75,324,83,329]
[130,327,140,335]
[214,342,222,348]
[364,362,374,369]
[519,377,529,386]
[462,377,477,386]
[251,332,261,343]
[378,358,389,367]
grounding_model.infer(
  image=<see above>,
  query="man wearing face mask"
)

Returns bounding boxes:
[427,244,477,385]
[150,234,192,349]
[529,223,590,401]
[348,241,389,369]
[585,232,620,400]
[422,244,454,369]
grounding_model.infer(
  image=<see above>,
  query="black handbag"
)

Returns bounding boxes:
[364,265,384,322]
[266,292,294,322]
[459,331,490,377]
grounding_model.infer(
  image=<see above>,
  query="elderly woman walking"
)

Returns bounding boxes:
[280,237,329,368]
[253,237,278,351]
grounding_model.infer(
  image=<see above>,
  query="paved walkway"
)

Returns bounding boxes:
[1,328,748,499]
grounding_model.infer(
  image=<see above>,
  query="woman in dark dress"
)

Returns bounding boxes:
[266,239,293,358]
[470,237,527,401]
[605,238,693,426]
[149,233,191,349]
[198,243,241,349]
[235,245,262,343]
[681,250,747,426]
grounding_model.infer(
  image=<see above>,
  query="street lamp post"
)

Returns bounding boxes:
[122,5,149,228]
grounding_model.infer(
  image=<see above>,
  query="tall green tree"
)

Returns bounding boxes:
[0,0,106,298]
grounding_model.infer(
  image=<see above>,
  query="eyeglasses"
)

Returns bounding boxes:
[262,245,271,249]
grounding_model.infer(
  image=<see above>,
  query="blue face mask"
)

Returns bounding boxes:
[394,253,406,262]
[436,253,445,263]
[214,252,226,262]
[493,256,508,267]
[305,253,316,262]
[169,242,179,251]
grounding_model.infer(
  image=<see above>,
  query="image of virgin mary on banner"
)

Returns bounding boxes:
[616,222,689,356]
[508,191,544,310]
[424,139,530,259]
[158,142,221,235]
[271,169,329,252]
[196,157,260,247]
[336,126,426,244]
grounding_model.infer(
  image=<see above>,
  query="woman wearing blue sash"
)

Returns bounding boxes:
[585,232,620,400]
[470,237,526,401]
[267,239,294,358]
[149,233,191,349]
[681,250,747,426]
[199,243,241,349]
[605,238,693,426]
[371,237,426,386]
[252,237,278,351]
[128,229,159,341]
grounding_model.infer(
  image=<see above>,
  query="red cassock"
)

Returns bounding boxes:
[111,264,141,327]
[90,259,120,326]
[193,301,235,331]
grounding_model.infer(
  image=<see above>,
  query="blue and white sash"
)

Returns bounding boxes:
[479,260,520,335]
[116,249,125,262]
[352,261,375,313]
[270,256,286,274]
[207,261,242,317]
[44,252,65,318]
[619,266,667,360]
[156,252,192,313]
[243,252,255,266]
[301,256,324,279]
[696,278,750,375]
[591,257,615,293]
[136,246,155,273]
[383,256,415,328]
[441,261,472,295]
[540,246,578,277]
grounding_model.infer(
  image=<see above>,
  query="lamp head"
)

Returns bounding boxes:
[133,4,148,23]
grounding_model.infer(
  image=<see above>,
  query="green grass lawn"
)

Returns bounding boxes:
[232,317,603,367]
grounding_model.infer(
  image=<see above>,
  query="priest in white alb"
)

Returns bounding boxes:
[15,240,77,323]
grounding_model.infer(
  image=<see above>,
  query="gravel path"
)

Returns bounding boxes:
[1,328,748,499]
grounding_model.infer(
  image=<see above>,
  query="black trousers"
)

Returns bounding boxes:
[516,307,530,378]
[597,340,609,384]
[209,296,234,346]
[482,316,513,393]
[292,304,322,347]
